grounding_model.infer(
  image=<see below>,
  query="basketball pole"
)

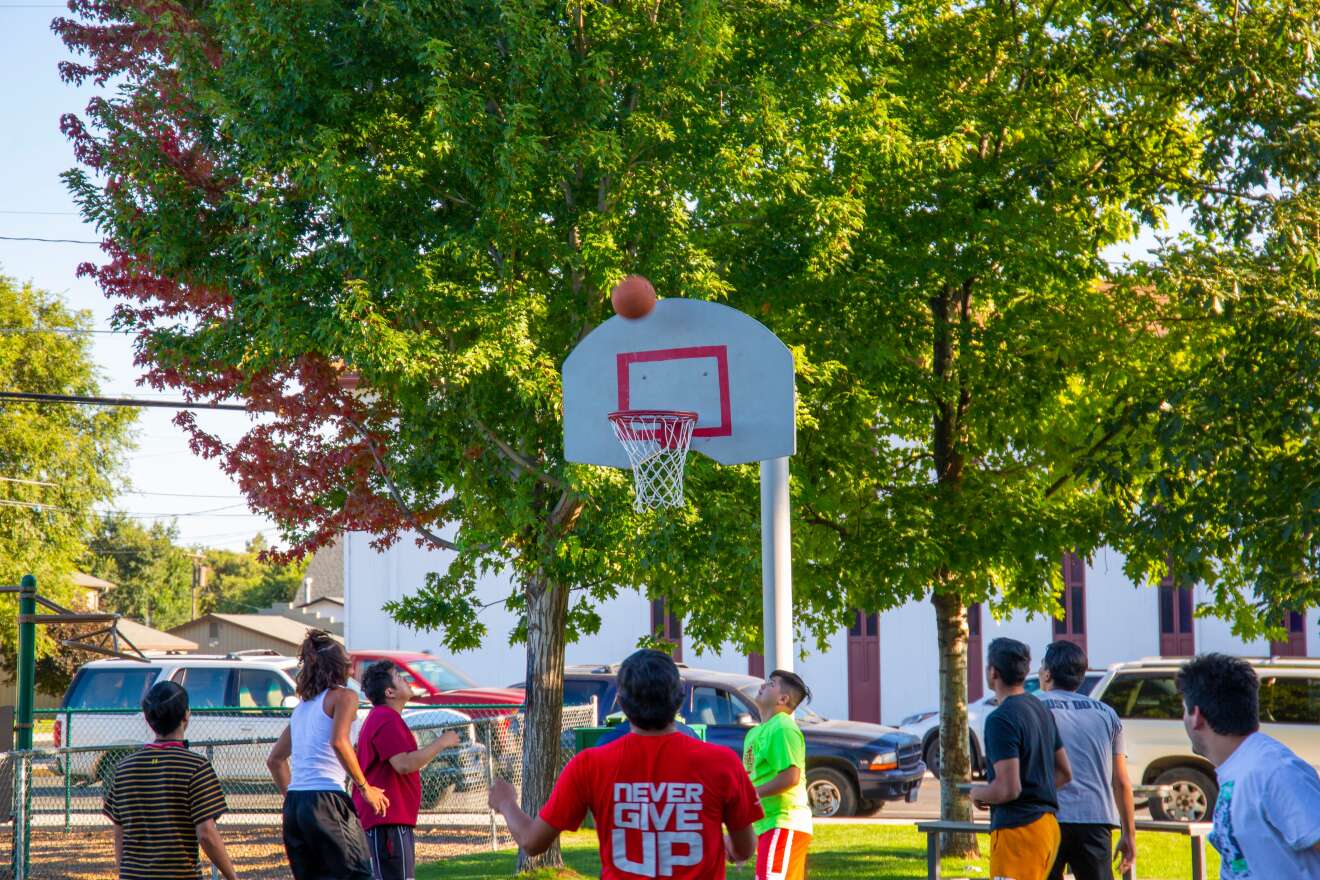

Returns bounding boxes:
[760,457,794,672]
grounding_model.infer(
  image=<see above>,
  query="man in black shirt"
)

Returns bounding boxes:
[970,638,1072,880]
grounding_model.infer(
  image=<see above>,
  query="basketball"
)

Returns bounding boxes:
[611,275,657,319]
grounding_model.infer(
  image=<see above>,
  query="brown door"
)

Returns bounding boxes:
[748,652,765,679]
[1054,552,1087,652]
[847,610,881,723]
[650,599,683,663]
[1271,611,1307,657]
[967,603,984,702]
[1158,575,1195,656]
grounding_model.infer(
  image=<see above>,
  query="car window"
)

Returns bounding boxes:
[179,667,232,708]
[407,659,475,691]
[690,686,737,725]
[1102,674,1182,720]
[236,669,292,708]
[1079,674,1102,696]
[1023,676,1040,694]
[563,679,610,708]
[64,668,160,709]
[1261,677,1320,725]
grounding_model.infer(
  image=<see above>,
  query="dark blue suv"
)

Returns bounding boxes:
[549,663,925,817]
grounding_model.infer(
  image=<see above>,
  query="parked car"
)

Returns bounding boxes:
[523,663,925,818]
[57,652,485,808]
[349,650,524,715]
[1089,657,1320,822]
[896,671,1104,776]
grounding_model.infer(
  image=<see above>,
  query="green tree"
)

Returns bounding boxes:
[201,535,307,615]
[84,514,194,630]
[0,274,135,688]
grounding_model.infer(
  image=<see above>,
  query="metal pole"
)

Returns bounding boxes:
[485,721,499,851]
[16,575,36,752]
[759,458,794,672]
[63,712,71,832]
[13,752,28,880]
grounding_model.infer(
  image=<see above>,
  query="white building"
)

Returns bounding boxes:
[342,534,1317,726]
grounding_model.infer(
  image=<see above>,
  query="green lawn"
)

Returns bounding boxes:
[418,824,1221,879]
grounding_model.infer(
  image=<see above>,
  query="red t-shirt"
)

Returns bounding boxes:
[539,731,763,880]
[352,706,420,829]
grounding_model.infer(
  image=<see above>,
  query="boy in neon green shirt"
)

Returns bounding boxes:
[733,670,813,880]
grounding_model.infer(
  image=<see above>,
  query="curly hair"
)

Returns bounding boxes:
[296,629,351,701]
[1178,653,1259,736]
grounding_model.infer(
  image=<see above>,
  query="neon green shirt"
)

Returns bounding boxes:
[742,711,812,835]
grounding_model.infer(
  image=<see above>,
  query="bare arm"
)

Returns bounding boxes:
[970,758,1022,805]
[1053,746,1073,790]
[328,688,390,816]
[196,818,238,880]
[727,823,757,862]
[266,727,292,796]
[1112,753,1136,873]
[488,778,559,856]
[755,766,800,800]
[389,730,460,776]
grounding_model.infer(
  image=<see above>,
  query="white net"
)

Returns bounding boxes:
[608,410,697,511]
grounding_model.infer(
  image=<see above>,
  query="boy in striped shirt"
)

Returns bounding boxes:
[102,680,238,880]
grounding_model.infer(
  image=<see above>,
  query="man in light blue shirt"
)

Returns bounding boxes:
[1037,641,1135,880]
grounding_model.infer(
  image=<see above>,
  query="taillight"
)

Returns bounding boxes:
[53,719,61,748]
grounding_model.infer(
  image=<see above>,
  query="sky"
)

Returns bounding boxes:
[0,3,277,551]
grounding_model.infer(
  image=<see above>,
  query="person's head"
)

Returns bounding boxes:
[986,637,1031,690]
[362,659,413,707]
[296,629,351,700]
[142,680,190,737]
[1041,641,1088,692]
[1179,653,1259,759]
[617,649,683,731]
[755,670,812,715]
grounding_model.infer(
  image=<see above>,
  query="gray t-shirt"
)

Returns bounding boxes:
[1036,688,1124,826]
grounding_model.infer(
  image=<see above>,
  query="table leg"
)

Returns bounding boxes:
[1190,835,1206,880]
[927,832,941,880]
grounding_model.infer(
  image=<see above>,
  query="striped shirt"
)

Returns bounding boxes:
[102,741,227,880]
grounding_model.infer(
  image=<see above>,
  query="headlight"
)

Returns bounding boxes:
[899,711,937,727]
[864,751,898,771]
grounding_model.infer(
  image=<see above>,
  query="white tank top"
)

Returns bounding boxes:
[288,689,347,791]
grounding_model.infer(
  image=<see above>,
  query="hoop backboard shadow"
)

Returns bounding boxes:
[563,298,795,468]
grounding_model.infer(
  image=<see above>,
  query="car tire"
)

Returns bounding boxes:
[805,766,858,818]
[857,798,884,816]
[923,737,940,777]
[1150,767,1217,822]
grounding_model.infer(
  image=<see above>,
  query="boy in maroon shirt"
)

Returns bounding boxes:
[489,650,761,879]
[354,661,460,880]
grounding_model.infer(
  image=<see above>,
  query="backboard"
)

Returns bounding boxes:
[563,298,795,468]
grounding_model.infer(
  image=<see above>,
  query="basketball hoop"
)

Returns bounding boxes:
[607,410,698,511]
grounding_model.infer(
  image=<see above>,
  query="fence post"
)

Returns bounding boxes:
[205,744,219,880]
[63,712,72,833]
[485,720,499,851]
[13,751,29,880]
[16,576,36,753]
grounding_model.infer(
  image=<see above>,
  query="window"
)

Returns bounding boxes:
[650,599,683,663]
[63,668,160,710]
[208,621,220,639]
[236,670,291,708]
[1261,677,1320,725]
[1054,553,1086,647]
[407,659,475,692]
[690,686,737,725]
[1101,674,1183,720]
[563,680,610,708]
[179,667,232,708]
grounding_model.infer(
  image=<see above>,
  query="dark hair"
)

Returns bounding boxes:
[617,649,683,731]
[986,637,1031,686]
[1178,653,1259,736]
[770,670,811,709]
[143,680,189,736]
[362,660,397,707]
[296,629,350,700]
[1042,641,1088,691]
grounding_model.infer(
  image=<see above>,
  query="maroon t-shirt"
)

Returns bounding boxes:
[352,706,420,829]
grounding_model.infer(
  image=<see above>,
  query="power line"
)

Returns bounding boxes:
[0,327,128,335]
[0,391,247,411]
[0,210,78,215]
[0,236,100,244]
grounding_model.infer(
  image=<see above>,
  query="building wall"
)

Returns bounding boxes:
[171,619,300,656]
[303,537,345,602]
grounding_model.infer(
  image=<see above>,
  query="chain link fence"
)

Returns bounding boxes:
[4,702,597,880]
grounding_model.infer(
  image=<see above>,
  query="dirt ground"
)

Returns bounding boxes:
[25,824,508,879]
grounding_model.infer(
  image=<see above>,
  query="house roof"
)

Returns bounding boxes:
[71,571,115,591]
[172,613,343,648]
[298,595,343,608]
[116,618,197,652]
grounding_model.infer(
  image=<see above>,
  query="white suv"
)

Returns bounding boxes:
[1090,657,1320,821]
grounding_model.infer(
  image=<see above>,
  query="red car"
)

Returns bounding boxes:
[349,650,523,717]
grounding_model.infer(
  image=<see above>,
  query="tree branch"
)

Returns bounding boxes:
[471,416,570,492]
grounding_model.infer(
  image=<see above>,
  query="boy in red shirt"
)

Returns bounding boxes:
[354,661,460,880]
[489,649,762,878]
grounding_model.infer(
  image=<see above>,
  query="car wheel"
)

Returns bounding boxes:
[857,798,884,816]
[923,737,940,777]
[805,767,858,818]
[1150,767,1217,822]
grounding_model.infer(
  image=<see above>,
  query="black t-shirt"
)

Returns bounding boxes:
[984,693,1062,830]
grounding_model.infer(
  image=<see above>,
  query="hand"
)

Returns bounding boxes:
[1115,831,1135,874]
[361,783,391,817]
[439,730,461,750]
[723,833,744,865]
[972,798,988,811]
[488,778,517,814]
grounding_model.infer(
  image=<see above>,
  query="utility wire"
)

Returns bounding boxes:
[0,327,128,335]
[0,391,247,411]
[0,236,100,244]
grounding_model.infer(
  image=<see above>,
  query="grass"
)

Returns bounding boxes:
[418,824,1221,879]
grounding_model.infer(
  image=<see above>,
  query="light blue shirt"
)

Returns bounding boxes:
[1035,688,1123,825]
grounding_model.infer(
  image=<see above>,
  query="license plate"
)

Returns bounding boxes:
[905,786,920,803]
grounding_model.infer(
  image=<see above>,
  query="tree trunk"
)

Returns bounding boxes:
[933,590,979,857]
[516,574,570,872]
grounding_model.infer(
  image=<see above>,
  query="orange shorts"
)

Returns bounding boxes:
[756,827,810,880]
[989,812,1060,880]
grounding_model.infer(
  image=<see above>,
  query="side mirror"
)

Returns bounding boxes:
[281,695,300,709]
[736,713,756,727]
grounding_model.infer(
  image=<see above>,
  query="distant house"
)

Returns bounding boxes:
[170,613,341,656]
[70,571,113,611]
[115,619,198,654]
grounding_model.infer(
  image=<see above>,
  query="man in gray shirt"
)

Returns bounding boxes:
[1037,641,1135,880]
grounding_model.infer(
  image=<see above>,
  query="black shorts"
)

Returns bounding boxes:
[282,790,373,880]
[1047,822,1115,880]
[366,825,416,880]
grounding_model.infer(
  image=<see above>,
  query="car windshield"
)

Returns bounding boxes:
[407,659,476,692]
[64,668,160,710]
[737,684,827,724]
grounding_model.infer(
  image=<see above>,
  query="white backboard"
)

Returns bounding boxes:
[563,298,795,467]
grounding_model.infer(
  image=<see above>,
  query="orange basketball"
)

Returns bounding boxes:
[611,275,657,319]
